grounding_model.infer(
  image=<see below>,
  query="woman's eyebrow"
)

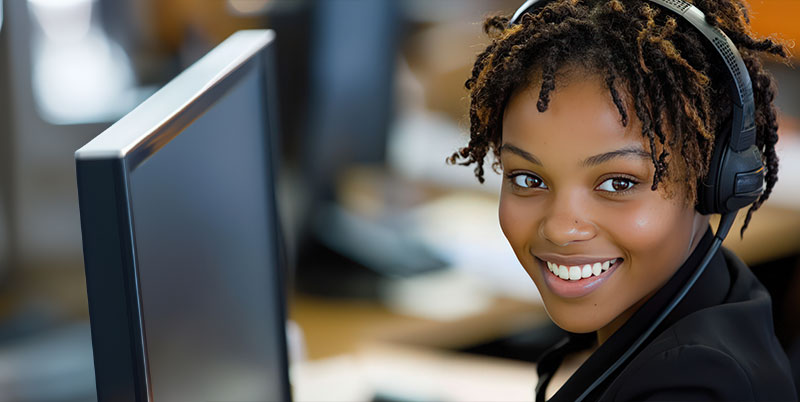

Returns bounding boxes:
[582,146,651,167]
[500,143,649,167]
[499,144,542,165]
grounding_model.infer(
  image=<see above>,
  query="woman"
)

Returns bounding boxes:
[449,0,797,400]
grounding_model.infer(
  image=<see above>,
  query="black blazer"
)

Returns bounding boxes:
[537,229,797,401]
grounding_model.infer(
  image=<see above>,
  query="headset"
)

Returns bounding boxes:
[507,0,765,400]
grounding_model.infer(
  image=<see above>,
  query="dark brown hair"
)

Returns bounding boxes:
[448,0,789,235]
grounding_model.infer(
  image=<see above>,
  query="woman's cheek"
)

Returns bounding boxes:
[604,200,664,245]
[498,191,538,259]
[498,192,519,249]
[636,200,684,244]
[601,197,693,272]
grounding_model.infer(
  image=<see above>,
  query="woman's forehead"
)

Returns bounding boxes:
[502,73,645,155]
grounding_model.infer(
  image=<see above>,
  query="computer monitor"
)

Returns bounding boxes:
[75,30,290,402]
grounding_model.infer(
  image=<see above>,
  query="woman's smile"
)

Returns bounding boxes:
[535,255,623,299]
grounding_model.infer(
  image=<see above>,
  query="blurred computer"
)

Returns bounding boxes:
[75,30,290,402]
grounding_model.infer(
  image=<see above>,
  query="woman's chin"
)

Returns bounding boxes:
[544,307,606,334]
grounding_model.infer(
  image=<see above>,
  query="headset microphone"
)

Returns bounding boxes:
[507,0,763,400]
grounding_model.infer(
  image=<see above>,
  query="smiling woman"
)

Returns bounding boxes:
[449,0,797,401]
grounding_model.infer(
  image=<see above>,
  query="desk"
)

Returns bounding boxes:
[291,342,540,402]
[290,294,547,360]
[290,294,548,402]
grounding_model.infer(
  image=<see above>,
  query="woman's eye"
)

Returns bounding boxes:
[510,173,547,189]
[596,177,636,192]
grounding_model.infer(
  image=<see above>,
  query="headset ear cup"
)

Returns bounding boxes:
[696,118,765,215]
[696,119,731,215]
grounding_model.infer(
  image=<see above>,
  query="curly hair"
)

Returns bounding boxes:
[448,0,789,235]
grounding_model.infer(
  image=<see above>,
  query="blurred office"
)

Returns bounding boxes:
[0,0,799,401]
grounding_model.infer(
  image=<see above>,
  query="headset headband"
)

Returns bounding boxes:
[508,0,755,152]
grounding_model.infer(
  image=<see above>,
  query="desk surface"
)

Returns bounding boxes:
[291,343,541,402]
[290,294,549,401]
[290,294,548,360]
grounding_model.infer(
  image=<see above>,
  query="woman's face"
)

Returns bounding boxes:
[499,71,708,339]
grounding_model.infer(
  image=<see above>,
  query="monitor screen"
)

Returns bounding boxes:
[75,30,289,402]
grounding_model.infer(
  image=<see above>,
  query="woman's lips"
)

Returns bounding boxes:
[536,256,623,299]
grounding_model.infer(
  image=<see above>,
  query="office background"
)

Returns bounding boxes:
[0,0,798,400]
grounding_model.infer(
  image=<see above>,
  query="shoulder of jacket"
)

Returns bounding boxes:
[609,338,755,401]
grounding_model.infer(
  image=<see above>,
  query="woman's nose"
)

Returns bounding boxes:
[539,200,597,247]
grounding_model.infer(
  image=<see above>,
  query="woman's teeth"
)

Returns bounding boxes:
[545,259,619,281]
